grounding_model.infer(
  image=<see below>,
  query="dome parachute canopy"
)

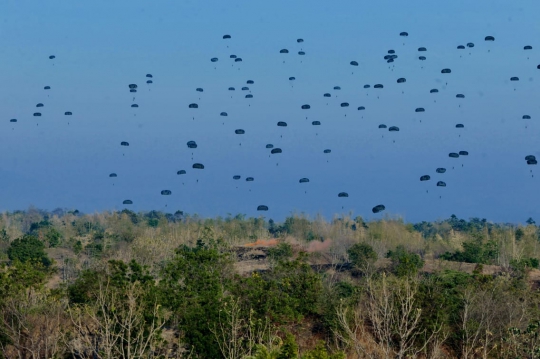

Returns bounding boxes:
[177,170,186,175]
[297,38,304,43]
[277,121,287,127]
[457,45,465,49]
[364,85,370,88]
[397,78,406,83]
[128,84,137,89]
[193,163,204,169]
[420,175,431,181]
[456,124,464,128]
[131,104,138,108]
[441,68,451,74]
[418,47,427,51]
[246,177,254,182]
[247,80,254,84]
[211,58,218,62]
[485,36,495,41]
[146,80,153,84]
[523,115,531,119]
[271,148,282,154]
[228,87,235,91]
[400,32,408,36]
[528,160,538,165]
[358,106,365,110]
[233,175,241,180]
[65,112,72,115]
[388,50,395,54]
[235,58,243,62]
[372,205,385,213]
[235,129,245,134]
[130,89,137,93]
[223,34,231,39]
[378,124,387,129]
[437,181,446,187]
[436,168,446,173]
[280,49,289,53]
[44,86,50,90]
[196,88,203,92]
[374,84,384,88]
[334,86,341,90]
[220,112,228,116]
[298,51,305,55]
[525,155,536,161]
[323,93,331,97]
[242,87,249,91]
[109,173,117,177]
[289,77,295,81]
[33,113,41,116]
[459,151,469,156]
[456,94,465,98]
[187,141,197,149]
[510,77,519,81]
[10,119,16,122]
[257,205,269,211]
[299,178,310,183]
[340,102,349,107]
[301,104,311,109]
[161,190,172,195]
[123,200,133,205]
[266,144,274,149]
[415,108,425,112]
[323,149,331,153]
[121,141,129,146]
[146,74,153,78]
[49,55,55,59]
[189,103,198,108]
[449,152,459,158]
[430,89,439,93]
[350,61,359,66]
[245,94,253,98]
[338,192,349,197]
[418,56,426,61]
[524,45,533,50]
[36,103,44,107]
[312,121,321,125]
[389,126,400,131]
[467,42,475,48]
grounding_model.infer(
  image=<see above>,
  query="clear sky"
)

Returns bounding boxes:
[0,0,539,223]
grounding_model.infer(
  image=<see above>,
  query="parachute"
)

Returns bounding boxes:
[510,77,519,81]
[65,112,72,115]
[456,124,464,128]
[436,168,446,174]
[441,68,451,74]
[177,170,186,175]
[364,84,370,88]
[211,58,218,62]
[242,87,249,91]
[397,78,406,83]
[235,129,245,134]
[456,94,465,98]
[298,51,305,55]
[245,94,253,98]
[220,112,228,116]
[374,84,384,88]
[340,103,349,107]
[437,181,446,187]
[334,86,341,90]
[189,103,198,108]
[266,144,274,149]
[389,126,400,132]
[459,151,469,156]
[121,141,129,146]
[467,43,475,48]
[109,173,117,177]
[528,160,538,165]
[146,80,153,84]
[525,155,536,161]
[418,56,427,61]
[235,58,243,62]
[44,86,50,90]
[449,153,459,158]
[524,45,533,50]
[36,103,44,107]
[372,205,385,213]
[131,104,138,108]
[277,121,287,127]
[161,190,172,195]
[246,177,254,181]
[271,148,282,154]
[247,80,254,84]
[350,61,359,66]
[257,205,269,211]
[128,84,137,89]
[233,175,241,180]
[312,121,321,125]
[49,55,55,59]
[193,163,204,169]
[9,119,16,122]
[430,89,439,93]
[415,108,425,112]
[33,113,41,116]
[146,74,153,78]
[223,34,231,39]
[323,93,331,97]
[299,178,310,183]
[388,50,395,54]
[187,141,197,149]
[301,104,311,109]
[289,77,295,81]
[228,87,235,91]
[196,88,203,92]
[457,45,465,49]
[420,175,431,181]
[338,192,349,197]
[523,115,531,119]
[280,49,289,53]
[399,32,409,36]
[324,149,331,153]
[418,47,427,51]
[123,200,133,205]
[485,36,495,41]
[378,124,387,129]
[358,106,365,110]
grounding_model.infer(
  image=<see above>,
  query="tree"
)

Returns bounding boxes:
[386,246,423,277]
[7,235,51,267]
[347,243,377,272]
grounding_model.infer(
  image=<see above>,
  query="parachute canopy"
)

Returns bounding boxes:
[436,168,446,174]
[372,205,385,213]
[235,129,245,134]
[299,178,310,183]
[189,103,198,108]
[192,163,204,169]
[338,192,349,198]
[121,142,129,146]
[187,141,197,149]
[177,170,186,175]
[161,190,172,195]
[123,200,133,205]
[271,148,282,154]
[437,181,446,187]
[420,175,431,181]
[257,205,269,211]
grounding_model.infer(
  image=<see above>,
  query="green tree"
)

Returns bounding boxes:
[347,243,377,270]
[387,246,423,277]
[7,235,51,267]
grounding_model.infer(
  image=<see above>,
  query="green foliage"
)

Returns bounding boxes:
[277,334,298,359]
[440,239,499,264]
[268,242,293,263]
[7,235,51,267]
[347,242,377,269]
[386,245,423,277]
[510,257,540,273]
[301,341,345,359]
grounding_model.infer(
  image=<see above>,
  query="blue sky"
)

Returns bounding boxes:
[0,0,539,223]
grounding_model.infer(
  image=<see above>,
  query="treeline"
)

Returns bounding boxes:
[1,208,540,358]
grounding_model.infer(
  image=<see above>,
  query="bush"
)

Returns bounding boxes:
[386,245,423,277]
[347,243,377,269]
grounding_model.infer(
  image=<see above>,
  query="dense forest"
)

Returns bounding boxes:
[1,207,540,358]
